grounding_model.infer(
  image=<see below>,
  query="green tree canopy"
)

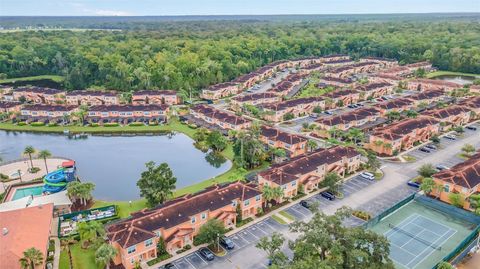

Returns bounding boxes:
[137,161,177,207]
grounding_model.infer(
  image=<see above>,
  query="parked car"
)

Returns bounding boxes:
[425,144,437,150]
[419,147,431,153]
[220,237,235,250]
[407,181,421,188]
[320,191,336,201]
[324,111,333,115]
[360,172,375,181]
[356,103,364,107]
[444,134,457,140]
[199,248,215,261]
[436,164,449,171]
[300,200,312,209]
[347,104,356,108]
[466,126,478,131]
[163,263,175,269]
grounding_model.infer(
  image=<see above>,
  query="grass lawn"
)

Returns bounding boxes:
[271,214,288,225]
[402,155,417,162]
[0,119,198,138]
[278,210,296,222]
[0,75,65,83]
[426,71,480,79]
[59,250,70,269]
[59,243,101,269]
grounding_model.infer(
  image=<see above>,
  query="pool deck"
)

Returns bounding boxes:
[0,158,70,194]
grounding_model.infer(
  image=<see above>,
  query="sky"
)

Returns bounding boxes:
[1,0,479,16]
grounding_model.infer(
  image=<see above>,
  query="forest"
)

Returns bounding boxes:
[0,15,479,96]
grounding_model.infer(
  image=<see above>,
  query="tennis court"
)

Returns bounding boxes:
[368,195,479,269]
[385,213,456,268]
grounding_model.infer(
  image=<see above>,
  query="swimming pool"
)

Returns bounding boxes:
[12,186,44,200]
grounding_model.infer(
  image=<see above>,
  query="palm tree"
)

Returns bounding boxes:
[328,126,339,139]
[19,247,43,269]
[67,181,95,206]
[95,244,118,269]
[23,146,36,169]
[78,221,105,248]
[37,150,52,173]
[307,140,318,152]
[262,185,275,208]
[347,128,363,144]
[405,110,418,118]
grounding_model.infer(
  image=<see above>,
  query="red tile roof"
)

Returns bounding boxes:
[434,152,480,189]
[371,116,439,141]
[0,204,54,269]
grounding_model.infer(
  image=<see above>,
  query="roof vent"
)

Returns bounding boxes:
[2,228,8,236]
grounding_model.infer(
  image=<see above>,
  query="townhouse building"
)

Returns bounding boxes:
[0,101,22,115]
[369,73,403,86]
[470,85,480,94]
[382,66,412,77]
[313,107,382,137]
[200,82,241,101]
[268,73,307,97]
[13,87,65,104]
[432,152,480,211]
[20,104,78,122]
[301,63,325,74]
[259,125,308,158]
[87,104,169,124]
[323,89,361,109]
[260,97,325,122]
[356,82,394,99]
[230,92,280,111]
[317,76,355,88]
[404,61,433,72]
[321,59,354,67]
[423,105,472,131]
[66,91,119,106]
[457,96,480,118]
[257,146,362,198]
[327,61,382,78]
[190,104,251,131]
[407,79,462,93]
[318,54,351,62]
[106,181,262,269]
[406,89,445,106]
[132,90,181,105]
[377,98,414,115]
[367,116,440,156]
[360,57,398,68]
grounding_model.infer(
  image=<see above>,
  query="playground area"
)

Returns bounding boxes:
[366,195,480,269]
[0,157,69,193]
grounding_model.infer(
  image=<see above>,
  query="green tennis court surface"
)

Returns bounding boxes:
[368,199,478,269]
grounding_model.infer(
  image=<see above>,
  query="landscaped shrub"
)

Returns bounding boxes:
[29,167,41,173]
[352,210,371,221]
[0,173,8,180]
[47,123,59,127]
[129,122,144,127]
[89,123,99,127]
[17,121,27,126]
[235,217,253,228]
[104,123,119,127]
[31,122,45,126]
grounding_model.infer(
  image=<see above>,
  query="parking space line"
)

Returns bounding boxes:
[261,220,278,231]
[195,252,209,265]
[253,224,270,235]
[244,229,260,239]
[185,257,198,269]
[289,207,308,218]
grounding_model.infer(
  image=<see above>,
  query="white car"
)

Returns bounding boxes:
[360,172,375,181]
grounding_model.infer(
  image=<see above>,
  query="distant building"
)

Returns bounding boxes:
[66,90,119,106]
[259,125,308,158]
[132,90,180,105]
[13,87,65,104]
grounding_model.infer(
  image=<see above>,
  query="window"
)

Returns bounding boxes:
[191,217,196,224]
[145,238,153,247]
[201,213,207,220]
[232,200,237,207]
[291,180,296,187]
[127,246,136,254]
[244,199,250,206]
[444,184,450,193]
[256,195,261,202]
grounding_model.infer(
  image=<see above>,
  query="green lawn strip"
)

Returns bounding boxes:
[0,75,65,83]
[278,210,296,221]
[59,250,70,269]
[271,214,288,225]
[0,120,197,137]
[426,71,480,78]
[69,243,101,269]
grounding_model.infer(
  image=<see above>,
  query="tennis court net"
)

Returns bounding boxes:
[388,223,442,250]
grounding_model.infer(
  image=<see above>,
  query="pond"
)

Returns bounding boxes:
[432,75,476,85]
[0,131,232,201]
